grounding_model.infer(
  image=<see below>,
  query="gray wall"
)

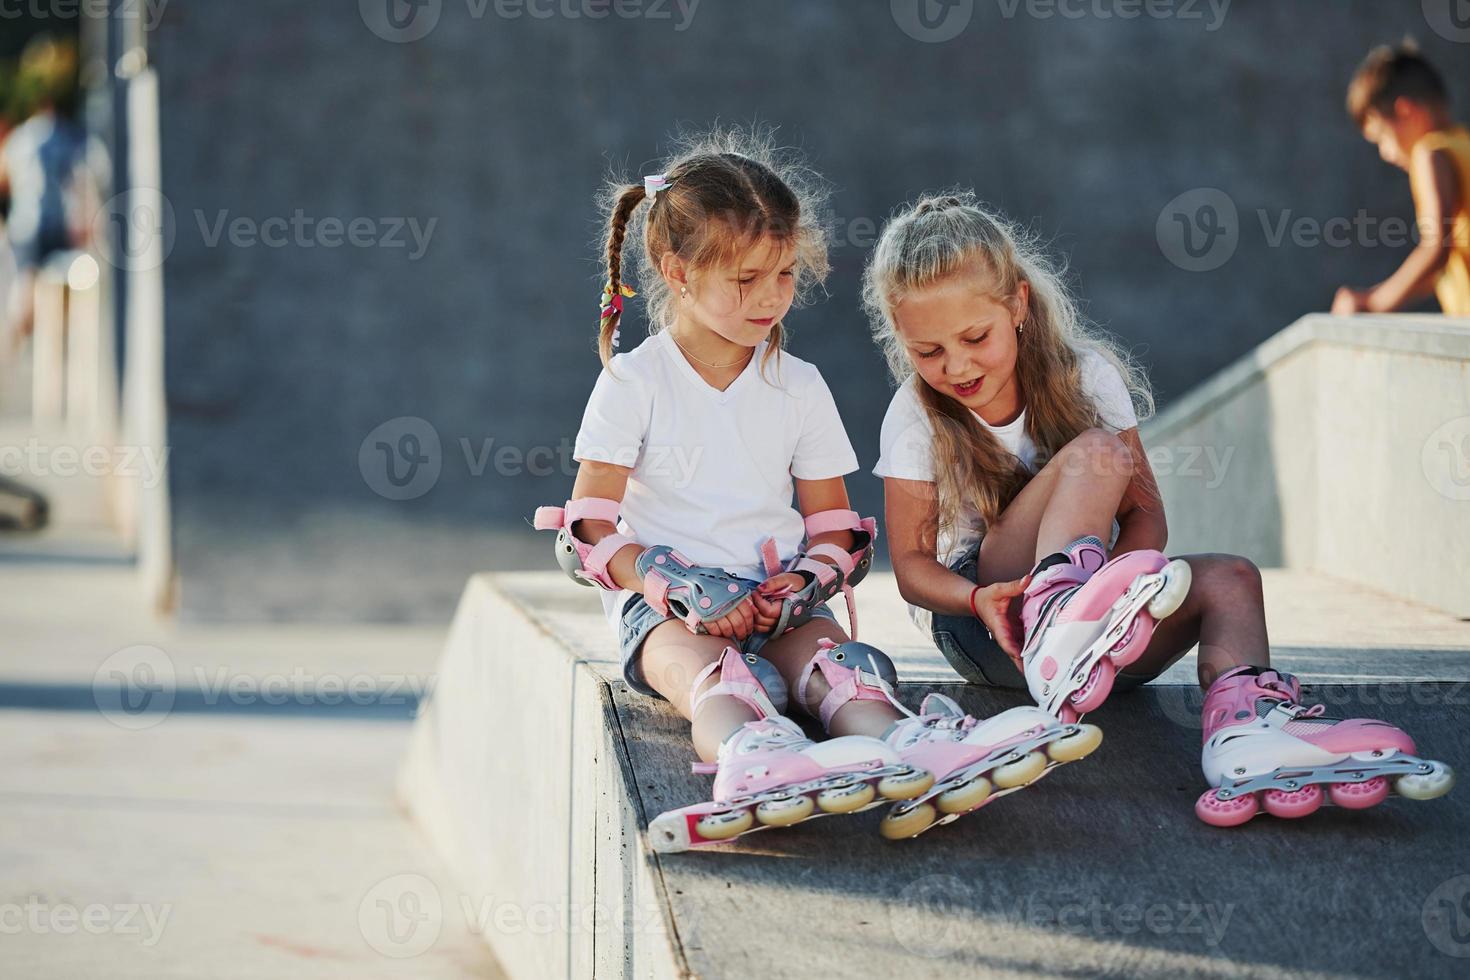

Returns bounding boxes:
[150,0,1470,621]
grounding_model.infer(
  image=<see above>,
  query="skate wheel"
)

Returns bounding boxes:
[1107,613,1148,663]
[1328,776,1389,810]
[694,808,754,841]
[1195,788,1258,827]
[1396,761,1455,801]
[877,767,934,801]
[1057,703,1080,726]
[993,750,1046,789]
[1262,783,1323,819]
[1069,659,1115,715]
[755,794,815,827]
[936,774,992,814]
[1146,559,1192,619]
[816,781,876,814]
[1047,723,1103,764]
[879,801,937,840]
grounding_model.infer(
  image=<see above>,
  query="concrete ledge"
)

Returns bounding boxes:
[1142,313,1470,616]
[401,571,1470,979]
[397,575,684,979]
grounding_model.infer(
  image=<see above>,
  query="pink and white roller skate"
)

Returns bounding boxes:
[878,693,1103,840]
[647,648,933,853]
[1020,535,1192,722]
[1195,666,1455,827]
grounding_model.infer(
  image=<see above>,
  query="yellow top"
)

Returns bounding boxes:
[1409,126,1470,316]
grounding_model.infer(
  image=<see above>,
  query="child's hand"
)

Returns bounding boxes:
[969,574,1032,667]
[698,597,757,641]
[751,572,806,634]
[1332,286,1370,315]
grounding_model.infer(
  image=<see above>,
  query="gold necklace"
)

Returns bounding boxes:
[670,333,754,369]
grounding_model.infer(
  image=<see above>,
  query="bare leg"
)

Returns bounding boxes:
[639,622,758,762]
[976,428,1134,585]
[758,618,907,739]
[1119,554,1271,690]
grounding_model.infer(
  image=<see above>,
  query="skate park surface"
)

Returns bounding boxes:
[401,315,1470,978]
[403,571,1470,979]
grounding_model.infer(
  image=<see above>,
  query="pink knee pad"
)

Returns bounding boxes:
[796,638,905,730]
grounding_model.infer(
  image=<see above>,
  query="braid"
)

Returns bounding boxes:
[600,184,647,368]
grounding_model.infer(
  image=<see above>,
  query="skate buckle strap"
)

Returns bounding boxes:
[690,761,719,774]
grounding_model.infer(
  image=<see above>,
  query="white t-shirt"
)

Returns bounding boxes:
[574,329,860,636]
[872,347,1138,632]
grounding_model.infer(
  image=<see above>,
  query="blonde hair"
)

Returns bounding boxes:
[862,190,1154,541]
[596,126,831,380]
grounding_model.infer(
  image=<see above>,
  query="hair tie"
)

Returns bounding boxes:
[644,173,671,202]
[599,279,637,349]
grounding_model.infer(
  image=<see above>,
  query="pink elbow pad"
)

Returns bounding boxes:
[533,497,634,591]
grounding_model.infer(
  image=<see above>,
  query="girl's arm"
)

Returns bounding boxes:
[748,477,855,633]
[885,477,975,617]
[1335,147,1458,314]
[794,476,856,559]
[569,460,757,639]
[568,459,645,593]
[885,475,1029,654]
[1110,428,1169,555]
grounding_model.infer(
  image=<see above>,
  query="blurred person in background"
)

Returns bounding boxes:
[0,35,88,354]
[1333,42,1470,317]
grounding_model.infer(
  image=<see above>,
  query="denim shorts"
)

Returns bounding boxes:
[930,541,1149,693]
[618,589,837,699]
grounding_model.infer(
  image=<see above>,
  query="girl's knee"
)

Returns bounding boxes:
[1194,554,1263,594]
[1060,427,1132,481]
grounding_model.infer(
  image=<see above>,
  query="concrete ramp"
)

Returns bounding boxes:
[1143,314,1470,617]
[400,571,1470,979]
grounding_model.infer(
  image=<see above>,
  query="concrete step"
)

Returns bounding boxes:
[1144,314,1470,617]
[400,570,1470,979]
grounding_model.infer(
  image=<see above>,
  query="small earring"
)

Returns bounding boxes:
[680,286,689,299]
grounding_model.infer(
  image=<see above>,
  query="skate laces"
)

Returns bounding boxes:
[1255,673,1326,721]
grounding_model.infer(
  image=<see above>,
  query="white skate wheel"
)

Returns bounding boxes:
[755,795,815,827]
[992,750,1047,789]
[1146,559,1192,619]
[694,808,754,841]
[817,781,876,813]
[1047,723,1103,764]
[1396,762,1455,801]
[879,801,937,840]
[936,774,992,814]
[877,767,934,801]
